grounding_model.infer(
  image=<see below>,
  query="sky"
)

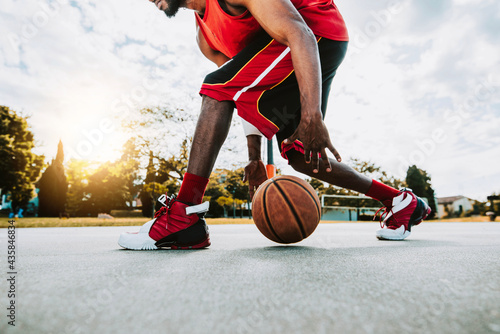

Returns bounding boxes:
[0,0,499,200]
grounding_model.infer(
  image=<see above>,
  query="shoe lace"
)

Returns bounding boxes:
[374,205,398,228]
[154,194,177,219]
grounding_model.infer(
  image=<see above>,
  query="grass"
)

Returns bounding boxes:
[0,217,256,228]
[0,215,495,228]
[431,216,493,223]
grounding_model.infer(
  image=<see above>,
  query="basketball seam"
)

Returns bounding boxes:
[278,179,321,218]
[273,181,307,240]
[263,181,286,243]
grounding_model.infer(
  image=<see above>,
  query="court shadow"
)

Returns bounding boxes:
[228,238,463,262]
[372,238,461,247]
[231,245,337,261]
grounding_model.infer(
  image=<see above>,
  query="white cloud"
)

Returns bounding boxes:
[0,0,498,200]
[0,0,213,161]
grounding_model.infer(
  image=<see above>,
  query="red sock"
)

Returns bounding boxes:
[177,173,209,205]
[366,180,400,205]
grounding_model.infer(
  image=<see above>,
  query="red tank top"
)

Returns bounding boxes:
[195,0,349,58]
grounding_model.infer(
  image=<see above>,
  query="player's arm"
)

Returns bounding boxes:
[228,0,341,173]
[196,22,231,67]
[241,120,268,199]
[243,135,268,200]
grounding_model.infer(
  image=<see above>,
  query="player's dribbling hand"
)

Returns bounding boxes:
[243,160,268,200]
[283,112,341,173]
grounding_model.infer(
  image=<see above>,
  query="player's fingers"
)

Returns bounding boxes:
[243,165,251,183]
[311,151,319,173]
[328,142,342,162]
[321,148,332,172]
[304,149,311,163]
[252,184,258,199]
[283,131,299,146]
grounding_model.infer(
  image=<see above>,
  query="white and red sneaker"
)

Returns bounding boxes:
[118,194,211,250]
[375,188,431,240]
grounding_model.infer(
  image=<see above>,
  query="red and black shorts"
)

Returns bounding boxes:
[200,32,348,160]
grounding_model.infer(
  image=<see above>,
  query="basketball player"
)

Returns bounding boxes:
[118,0,431,250]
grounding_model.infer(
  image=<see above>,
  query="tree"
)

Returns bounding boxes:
[216,196,245,217]
[38,140,68,217]
[204,170,229,217]
[221,168,249,218]
[139,139,190,217]
[156,138,190,185]
[83,140,142,216]
[119,138,142,208]
[124,102,242,174]
[83,161,130,215]
[0,106,45,211]
[308,178,325,193]
[202,168,250,218]
[66,160,93,217]
[65,140,142,217]
[140,151,157,217]
[224,168,249,202]
[308,159,405,209]
[350,158,406,190]
[405,165,437,219]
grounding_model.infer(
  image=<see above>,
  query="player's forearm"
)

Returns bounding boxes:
[247,135,262,161]
[288,29,323,121]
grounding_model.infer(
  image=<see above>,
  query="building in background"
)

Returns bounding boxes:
[437,196,473,218]
[0,191,11,211]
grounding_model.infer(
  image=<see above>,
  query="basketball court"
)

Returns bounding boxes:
[1,222,499,333]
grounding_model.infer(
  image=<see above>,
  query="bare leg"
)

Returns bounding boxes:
[187,96,234,178]
[287,149,372,194]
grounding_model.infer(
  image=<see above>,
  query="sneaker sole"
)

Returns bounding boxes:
[119,220,211,250]
[170,237,211,250]
[376,227,411,241]
[118,235,211,250]
[118,232,159,250]
[155,220,210,249]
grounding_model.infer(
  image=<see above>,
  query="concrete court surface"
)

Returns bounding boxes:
[0,222,499,334]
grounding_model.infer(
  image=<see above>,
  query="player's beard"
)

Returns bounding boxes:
[163,0,182,18]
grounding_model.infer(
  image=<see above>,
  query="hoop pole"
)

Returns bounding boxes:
[266,138,276,178]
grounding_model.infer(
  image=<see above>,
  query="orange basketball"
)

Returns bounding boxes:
[252,175,321,244]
